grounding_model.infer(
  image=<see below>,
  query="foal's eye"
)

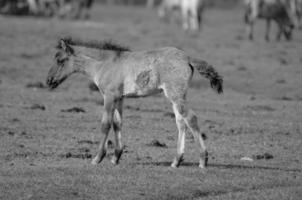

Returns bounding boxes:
[57,59,65,65]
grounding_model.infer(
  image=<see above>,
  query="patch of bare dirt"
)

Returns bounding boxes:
[147,139,168,148]
[61,107,86,113]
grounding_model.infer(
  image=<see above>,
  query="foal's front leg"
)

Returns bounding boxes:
[91,96,114,165]
[111,99,124,165]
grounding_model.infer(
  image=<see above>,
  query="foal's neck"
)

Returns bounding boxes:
[74,54,100,82]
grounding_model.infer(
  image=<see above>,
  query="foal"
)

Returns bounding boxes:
[46,38,223,168]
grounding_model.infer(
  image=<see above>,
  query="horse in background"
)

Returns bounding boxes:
[158,0,205,31]
[72,0,94,19]
[27,0,61,17]
[46,37,223,168]
[58,0,94,19]
[244,0,299,41]
[296,0,302,28]
[0,0,87,17]
[0,0,54,16]
[0,0,28,15]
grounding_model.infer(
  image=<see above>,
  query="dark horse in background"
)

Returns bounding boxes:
[0,0,94,18]
[58,0,94,19]
[0,0,29,15]
[244,0,299,41]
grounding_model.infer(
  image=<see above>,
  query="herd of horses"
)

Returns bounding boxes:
[0,0,94,19]
[159,0,302,41]
[1,0,301,40]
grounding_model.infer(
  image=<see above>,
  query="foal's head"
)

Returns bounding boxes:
[46,39,76,89]
[47,37,130,89]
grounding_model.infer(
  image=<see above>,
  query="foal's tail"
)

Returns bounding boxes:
[190,58,223,94]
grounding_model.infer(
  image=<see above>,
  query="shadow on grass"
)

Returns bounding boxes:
[136,161,301,172]
[140,162,302,199]
[190,182,302,199]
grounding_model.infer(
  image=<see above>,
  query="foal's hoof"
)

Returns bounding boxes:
[91,157,100,165]
[171,156,184,168]
[200,151,209,168]
[198,164,207,173]
[91,151,106,165]
[110,149,123,165]
[171,161,178,168]
[111,157,119,165]
[198,163,207,169]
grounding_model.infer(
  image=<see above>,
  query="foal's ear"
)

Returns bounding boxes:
[59,39,74,55]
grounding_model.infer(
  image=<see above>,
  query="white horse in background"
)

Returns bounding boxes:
[158,0,205,31]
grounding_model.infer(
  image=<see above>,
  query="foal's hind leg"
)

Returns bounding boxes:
[173,102,208,169]
[171,104,187,168]
[171,101,208,168]
[164,83,208,168]
[91,96,114,165]
[111,99,124,165]
[184,108,208,168]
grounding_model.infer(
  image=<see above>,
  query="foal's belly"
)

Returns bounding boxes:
[123,69,161,98]
[123,88,162,98]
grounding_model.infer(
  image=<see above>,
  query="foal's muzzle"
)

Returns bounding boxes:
[46,76,57,89]
[46,76,67,89]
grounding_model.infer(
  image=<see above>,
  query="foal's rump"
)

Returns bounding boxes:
[123,47,223,96]
[121,47,192,97]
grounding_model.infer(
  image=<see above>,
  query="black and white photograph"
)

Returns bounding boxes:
[0,0,301,199]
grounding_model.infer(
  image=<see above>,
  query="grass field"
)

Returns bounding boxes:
[0,4,302,200]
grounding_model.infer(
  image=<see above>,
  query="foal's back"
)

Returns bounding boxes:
[101,47,193,97]
[121,47,192,81]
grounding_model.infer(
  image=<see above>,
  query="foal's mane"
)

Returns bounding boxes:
[57,37,131,52]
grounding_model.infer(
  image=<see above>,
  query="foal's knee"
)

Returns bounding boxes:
[113,109,122,132]
[174,104,188,117]
[101,122,111,134]
[186,111,198,126]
